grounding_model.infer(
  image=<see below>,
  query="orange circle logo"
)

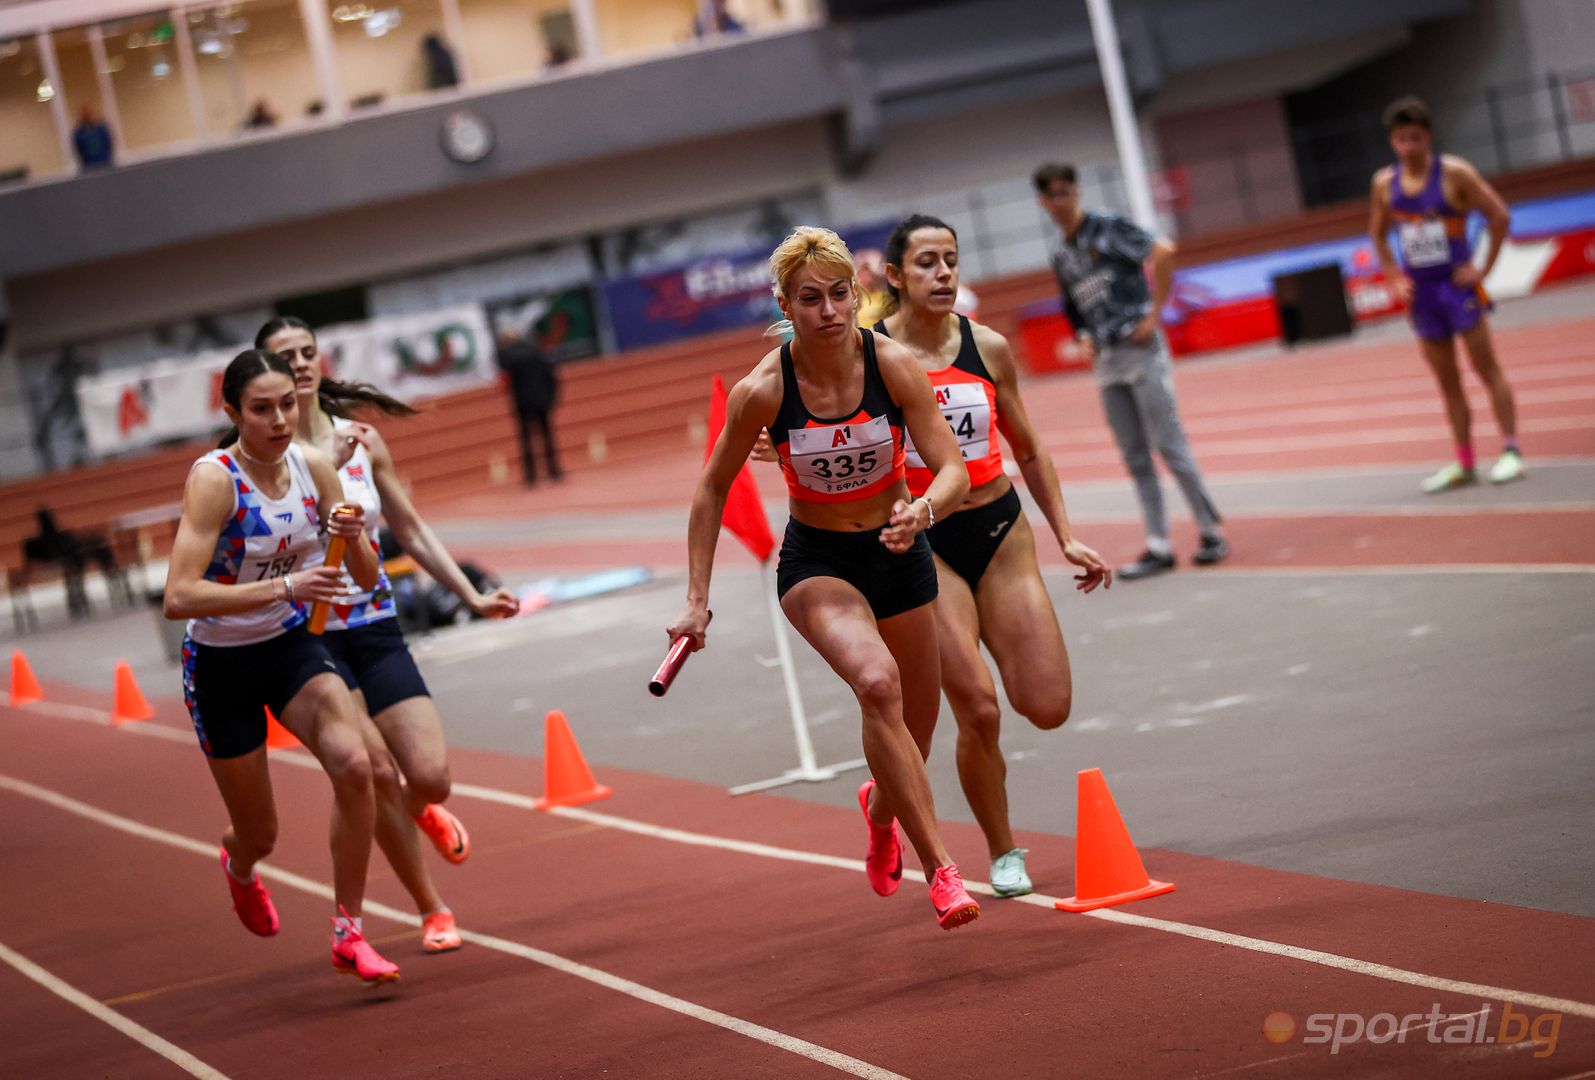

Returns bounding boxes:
[1263,1012,1296,1044]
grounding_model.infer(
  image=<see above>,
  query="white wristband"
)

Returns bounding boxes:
[915,496,935,528]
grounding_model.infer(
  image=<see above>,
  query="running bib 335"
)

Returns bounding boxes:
[785,415,894,497]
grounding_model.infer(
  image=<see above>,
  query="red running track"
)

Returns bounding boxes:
[2,686,1592,1079]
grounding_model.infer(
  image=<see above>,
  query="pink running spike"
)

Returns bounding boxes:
[219,850,279,937]
[858,780,903,898]
[929,865,981,931]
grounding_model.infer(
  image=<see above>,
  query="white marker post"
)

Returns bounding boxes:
[728,563,866,796]
[1084,0,1159,228]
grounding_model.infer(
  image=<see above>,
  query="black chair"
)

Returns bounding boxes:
[20,509,134,621]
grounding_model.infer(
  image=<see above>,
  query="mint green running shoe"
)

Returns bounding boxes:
[1421,462,1476,494]
[990,848,1033,898]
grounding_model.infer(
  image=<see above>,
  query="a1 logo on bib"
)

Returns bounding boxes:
[786,415,893,495]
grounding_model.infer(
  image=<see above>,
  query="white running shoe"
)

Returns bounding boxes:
[1488,450,1525,485]
[1421,462,1476,494]
[990,848,1033,898]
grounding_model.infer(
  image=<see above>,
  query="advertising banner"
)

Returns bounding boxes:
[76,304,495,456]
[601,223,895,351]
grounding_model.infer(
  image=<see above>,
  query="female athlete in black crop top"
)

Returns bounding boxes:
[668,226,982,930]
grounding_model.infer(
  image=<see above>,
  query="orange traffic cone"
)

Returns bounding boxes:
[533,710,612,810]
[110,661,155,725]
[9,650,44,707]
[1055,767,1175,912]
[264,706,300,749]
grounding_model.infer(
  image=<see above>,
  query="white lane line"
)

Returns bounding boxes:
[10,704,1595,1023]
[0,773,908,1080]
[1063,903,1595,1020]
[0,939,232,1080]
[1192,1050,1312,1078]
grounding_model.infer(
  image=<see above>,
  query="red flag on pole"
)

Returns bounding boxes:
[707,374,776,562]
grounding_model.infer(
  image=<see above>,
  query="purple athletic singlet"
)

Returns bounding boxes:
[1388,155,1490,341]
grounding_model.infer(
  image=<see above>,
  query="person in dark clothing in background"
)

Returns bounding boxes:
[1036,162,1227,580]
[496,326,562,485]
[73,107,113,169]
[423,34,459,89]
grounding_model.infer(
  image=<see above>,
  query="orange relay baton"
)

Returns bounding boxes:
[308,505,357,635]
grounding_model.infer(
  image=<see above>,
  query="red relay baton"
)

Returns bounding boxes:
[649,610,711,697]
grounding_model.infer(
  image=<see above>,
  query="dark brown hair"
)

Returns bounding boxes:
[216,349,294,447]
[255,317,418,420]
[1382,96,1432,133]
[882,213,958,312]
[1032,162,1079,193]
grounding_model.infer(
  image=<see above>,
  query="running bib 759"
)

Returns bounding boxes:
[904,382,991,469]
[1399,220,1451,268]
[784,416,894,497]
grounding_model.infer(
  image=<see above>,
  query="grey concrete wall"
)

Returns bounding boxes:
[6,120,835,351]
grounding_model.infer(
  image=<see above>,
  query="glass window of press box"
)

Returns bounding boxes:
[595,0,793,60]
[51,25,115,160]
[0,37,65,184]
[454,0,581,83]
[99,13,202,153]
[188,0,322,132]
[329,0,451,110]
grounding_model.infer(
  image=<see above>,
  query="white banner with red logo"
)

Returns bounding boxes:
[76,304,496,457]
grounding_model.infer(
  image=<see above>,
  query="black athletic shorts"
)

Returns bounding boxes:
[776,518,938,620]
[928,485,1022,590]
[322,617,431,718]
[181,624,343,759]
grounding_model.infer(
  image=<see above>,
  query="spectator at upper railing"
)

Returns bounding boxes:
[244,99,279,130]
[424,34,460,89]
[72,107,113,169]
[545,42,574,69]
[693,0,745,37]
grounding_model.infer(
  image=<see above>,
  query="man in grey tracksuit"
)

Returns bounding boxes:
[1034,162,1227,579]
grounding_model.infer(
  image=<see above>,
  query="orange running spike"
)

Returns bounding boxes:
[1055,767,1175,913]
[110,661,155,725]
[9,650,44,707]
[533,710,612,810]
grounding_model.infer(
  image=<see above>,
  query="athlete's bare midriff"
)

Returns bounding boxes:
[955,473,1015,514]
[786,481,911,532]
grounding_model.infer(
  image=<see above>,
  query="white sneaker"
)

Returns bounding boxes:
[1488,450,1525,484]
[1421,462,1477,494]
[990,848,1033,898]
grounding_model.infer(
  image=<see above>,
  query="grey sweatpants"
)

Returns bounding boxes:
[1097,339,1222,548]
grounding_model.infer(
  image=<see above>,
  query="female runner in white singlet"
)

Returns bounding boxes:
[164,349,400,985]
[258,316,519,955]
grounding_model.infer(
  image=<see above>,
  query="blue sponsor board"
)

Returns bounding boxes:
[602,223,894,351]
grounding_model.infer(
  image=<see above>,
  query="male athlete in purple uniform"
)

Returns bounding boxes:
[1370,96,1523,492]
